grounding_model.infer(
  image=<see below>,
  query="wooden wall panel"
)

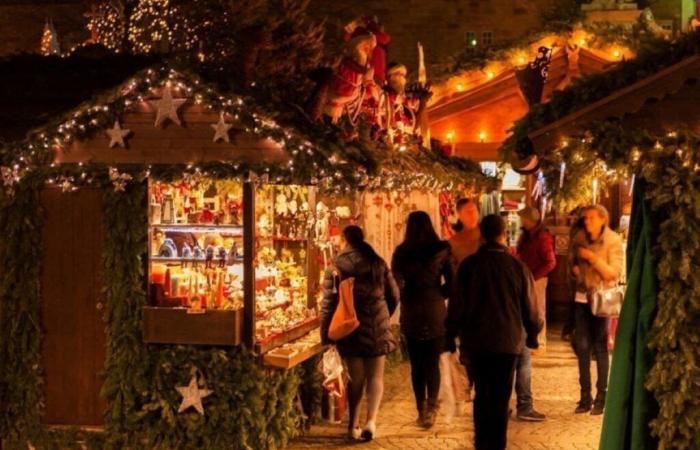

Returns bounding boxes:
[40,188,106,426]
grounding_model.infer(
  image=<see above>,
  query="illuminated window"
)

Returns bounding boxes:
[466,31,477,47]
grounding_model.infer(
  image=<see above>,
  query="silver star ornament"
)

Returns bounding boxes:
[176,374,213,415]
[106,120,131,148]
[151,86,187,127]
[211,112,233,143]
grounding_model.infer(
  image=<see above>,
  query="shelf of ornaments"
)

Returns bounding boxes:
[150,224,244,234]
[151,256,244,264]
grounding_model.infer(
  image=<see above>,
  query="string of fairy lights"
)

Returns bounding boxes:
[536,129,700,211]
[0,65,483,196]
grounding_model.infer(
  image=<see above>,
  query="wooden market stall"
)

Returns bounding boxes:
[0,56,482,446]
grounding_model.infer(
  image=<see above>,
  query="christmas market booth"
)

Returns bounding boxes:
[502,30,700,449]
[425,23,642,319]
[0,55,487,449]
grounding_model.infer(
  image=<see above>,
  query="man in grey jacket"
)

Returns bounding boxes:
[445,214,542,450]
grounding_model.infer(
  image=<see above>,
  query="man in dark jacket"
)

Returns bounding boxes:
[445,214,541,450]
[513,206,556,422]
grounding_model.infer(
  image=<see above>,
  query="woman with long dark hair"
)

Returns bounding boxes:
[392,211,455,428]
[320,225,399,441]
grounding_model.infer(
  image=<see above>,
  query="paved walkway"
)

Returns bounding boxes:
[290,330,603,450]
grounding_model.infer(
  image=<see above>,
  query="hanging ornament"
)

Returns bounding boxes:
[1,166,20,187]
[55,175,76,193]
[106,120,132,148]
[108,167,133,192]
[559,162,566,189]
[176,372,213,416]
[592,177,599,205]
[629,174,635,197]
[531,171,546,201]
[151,86,187,127]
[211,112,233,143]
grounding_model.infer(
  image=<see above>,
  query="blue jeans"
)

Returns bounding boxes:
[573,302,609,397]
[514,346,533,413]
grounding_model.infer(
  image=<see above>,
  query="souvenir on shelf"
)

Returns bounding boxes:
[254,185,318,344]
[148,180,245,311]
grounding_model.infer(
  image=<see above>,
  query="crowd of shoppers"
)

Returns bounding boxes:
[320,200,622,449]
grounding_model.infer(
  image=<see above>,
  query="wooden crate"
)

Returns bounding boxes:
[142,307,242,346]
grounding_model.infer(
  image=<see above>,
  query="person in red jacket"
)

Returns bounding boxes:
[516,206,556,346]
[511,206,556,423]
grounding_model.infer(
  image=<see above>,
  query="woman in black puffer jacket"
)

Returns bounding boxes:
[321,226,399,442]
[392,211,455,429]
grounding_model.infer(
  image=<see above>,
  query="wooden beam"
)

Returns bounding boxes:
[242,181,256,349]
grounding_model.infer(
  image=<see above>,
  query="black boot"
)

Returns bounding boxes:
[591,392,606,416]
[575,393,593,414]
[423,401,438,429]
[416,400,427,426]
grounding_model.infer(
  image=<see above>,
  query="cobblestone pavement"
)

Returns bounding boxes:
[289,329,603,450]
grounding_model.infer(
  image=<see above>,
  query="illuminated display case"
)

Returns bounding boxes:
[142,178,322,365]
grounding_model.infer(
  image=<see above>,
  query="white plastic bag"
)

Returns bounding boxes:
[321,347,345,394]
[439,350,471,422]
[439,352,456,422]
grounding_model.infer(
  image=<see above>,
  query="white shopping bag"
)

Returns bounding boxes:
[439,352,456,422]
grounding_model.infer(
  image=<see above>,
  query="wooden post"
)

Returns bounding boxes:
[243,181,256,349]
[306,187,318,309]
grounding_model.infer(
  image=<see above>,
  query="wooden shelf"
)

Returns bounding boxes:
[256,316,320,354]
[263,341,325,369]
[151,256,244,264]
[152,224,244,234]
[142,307,243,346]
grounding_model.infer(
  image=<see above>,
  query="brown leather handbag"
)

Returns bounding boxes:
[328,277,359,341]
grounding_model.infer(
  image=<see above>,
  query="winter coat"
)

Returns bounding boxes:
[569,226,624,295]
[320,248,399,358]
[446,242,542,355]
[391,241,455,340]
[516,224,557,280]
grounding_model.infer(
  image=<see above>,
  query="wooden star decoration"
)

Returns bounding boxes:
[176,374,212,416]
[211,113,233,143]
[106,120,131,148]
[151,86,187,127]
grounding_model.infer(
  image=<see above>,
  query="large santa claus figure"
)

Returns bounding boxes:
[321,28,377,124]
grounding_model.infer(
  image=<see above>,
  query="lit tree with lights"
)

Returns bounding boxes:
[40,18,61,55]
[85,2,126,52]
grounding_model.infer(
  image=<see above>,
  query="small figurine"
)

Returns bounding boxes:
[193,244,205,260]
[199,204,216,223]
[217,246,227,268]
[181,242,192,267]
[228,241,239,265]
[205,244,216,269]
[158,238,177,258]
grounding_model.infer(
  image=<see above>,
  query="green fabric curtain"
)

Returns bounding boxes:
[599,178,659,450]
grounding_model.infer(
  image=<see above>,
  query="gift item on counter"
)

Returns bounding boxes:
[217,246,227,268]
[205,245,215,269]
[159,238,178,258]
[190,244,202,259]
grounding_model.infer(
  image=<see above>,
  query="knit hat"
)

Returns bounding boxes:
[517,206,541,224]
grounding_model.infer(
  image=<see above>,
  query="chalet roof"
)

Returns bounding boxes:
[426,38,623,161]
[0,53,486,190]
[528,54,700,152]
[503,30,700,159]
